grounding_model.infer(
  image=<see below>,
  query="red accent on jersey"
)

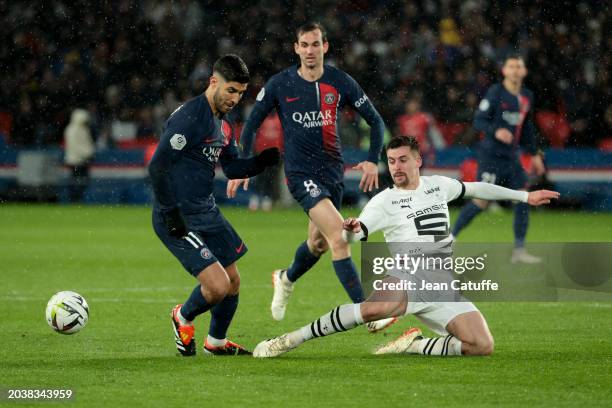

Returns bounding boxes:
[221,120,232,146]
[318,83,340,157]
[514,94,530,145]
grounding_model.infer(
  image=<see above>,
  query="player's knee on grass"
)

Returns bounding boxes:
[465,334,494,356]
[307,236,329,257]
[476,335,494,356]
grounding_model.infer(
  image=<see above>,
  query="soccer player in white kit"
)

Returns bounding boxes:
[253,136,559,358]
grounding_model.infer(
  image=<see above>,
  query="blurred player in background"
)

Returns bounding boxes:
[253,136,559,358]
[228,22,393,331]
[452,54,546,263]
[149,55,280,356]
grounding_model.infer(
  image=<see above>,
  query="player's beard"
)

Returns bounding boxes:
[213,90,232,116]
[393,172,409,188]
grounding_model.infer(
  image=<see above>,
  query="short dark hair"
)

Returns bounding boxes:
[213,54,250,83]
[296,22,327,42]
[387,136,420,153]
[503,53,524,64]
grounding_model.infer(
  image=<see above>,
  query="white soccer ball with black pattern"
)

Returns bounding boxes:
[45,291,89,334]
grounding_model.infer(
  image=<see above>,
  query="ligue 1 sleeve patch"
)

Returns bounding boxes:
[170,134,187,150]
[479,99,490,111]
[256,87,265,101]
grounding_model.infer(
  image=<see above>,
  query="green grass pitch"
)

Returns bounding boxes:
[1,204,611,407]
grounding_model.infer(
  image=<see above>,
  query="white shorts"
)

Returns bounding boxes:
[405,301,479,335]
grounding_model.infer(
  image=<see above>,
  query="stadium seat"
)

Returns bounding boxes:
[437,122,468,145]
[0,111,13,141]
[598,138,612,151]
[535,111,570,148]
[116,137,158,150]
[459,158,478,182]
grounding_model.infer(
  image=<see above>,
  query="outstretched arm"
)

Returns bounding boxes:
[464,182,559,206]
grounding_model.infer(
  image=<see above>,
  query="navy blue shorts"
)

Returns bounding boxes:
[477,160,528,190]
[152,211,247,277]
[287,174,344,213]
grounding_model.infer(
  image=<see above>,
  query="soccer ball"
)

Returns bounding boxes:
[45,291,89,334]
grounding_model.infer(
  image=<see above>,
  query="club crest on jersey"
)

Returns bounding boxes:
[304,179,321,198]
[170,134,187,150]
[200,248,212,259]
[324,93,335,104]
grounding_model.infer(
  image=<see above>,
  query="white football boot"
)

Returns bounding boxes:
[271,269,294,321]
[374,327,423,355]
[253,334,300,358]
[511,248,542,264]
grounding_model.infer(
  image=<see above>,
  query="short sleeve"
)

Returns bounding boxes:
[433,176,465,202]
[358,192,390,236]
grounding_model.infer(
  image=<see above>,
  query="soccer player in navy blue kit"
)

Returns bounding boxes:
[149,55,280,356]
[452,55,546,263]
[228,23,394,331]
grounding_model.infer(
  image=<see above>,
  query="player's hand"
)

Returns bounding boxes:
[531,154,546,176]
[495,128,513,144]
[354,161,379,192]
[343,217,362,233]
[164,208,187,238]
[227,178,249,198]
[255,148,280,167]
[527,189,560,206]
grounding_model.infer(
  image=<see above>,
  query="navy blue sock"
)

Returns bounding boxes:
[286,241,320,283]
[514,202,529,248]
[180,285,212,321]
[452,202,482,237]
[208,294,239,340]
[333,257,365,303]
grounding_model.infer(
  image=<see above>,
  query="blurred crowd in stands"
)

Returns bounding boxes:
[1,0,611,151]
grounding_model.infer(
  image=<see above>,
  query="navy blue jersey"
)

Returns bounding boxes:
[241,65,384,183]
[474,83,537,161]
[149,94,263,230]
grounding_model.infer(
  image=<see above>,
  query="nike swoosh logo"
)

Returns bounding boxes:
[235,242,245,253]
[401,205,411,208]
[285,97,300,103]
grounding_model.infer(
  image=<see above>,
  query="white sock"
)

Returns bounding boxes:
[410,335,462,356]
[280,270,294,287]
[297,304,364,342]
[177,309,193,325]
[206,335,227,347]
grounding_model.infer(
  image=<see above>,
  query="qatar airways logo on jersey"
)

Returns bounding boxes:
[502,111,523,126]
[292,110,333,128]
[202,146,222,162]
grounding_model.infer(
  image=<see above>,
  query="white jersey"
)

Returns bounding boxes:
[359,175,464,243]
